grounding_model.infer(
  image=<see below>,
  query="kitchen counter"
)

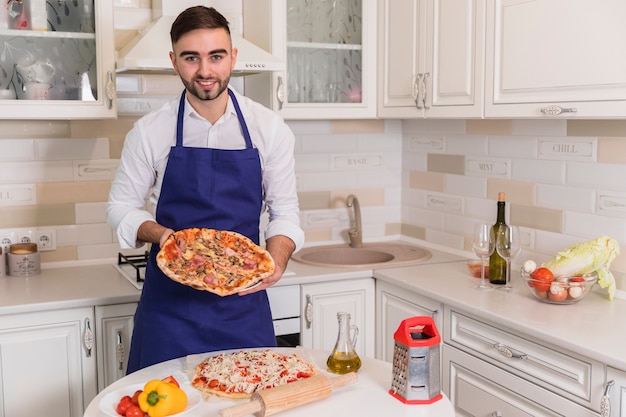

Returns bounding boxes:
[84,348,456,417]
[1,239,624,372]
[374,260,626,371]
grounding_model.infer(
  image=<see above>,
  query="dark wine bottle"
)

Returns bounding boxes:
[489,192,507,285]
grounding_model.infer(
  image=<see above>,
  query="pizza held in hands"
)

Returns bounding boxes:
[156,228,275,296]
[191,349,318,399]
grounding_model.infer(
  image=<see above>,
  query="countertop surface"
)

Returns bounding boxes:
[1,239,624,371]
[84,348,455,417]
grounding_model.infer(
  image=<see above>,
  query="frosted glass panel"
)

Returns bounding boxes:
[286,0,363,104]
[0,0,97,101]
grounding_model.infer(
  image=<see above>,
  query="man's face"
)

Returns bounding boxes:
[169,28,238,101]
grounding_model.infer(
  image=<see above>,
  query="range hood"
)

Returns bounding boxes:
[116,1,283,75]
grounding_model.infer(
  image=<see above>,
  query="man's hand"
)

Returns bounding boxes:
[238,235,295,295]
[137,221,174,248]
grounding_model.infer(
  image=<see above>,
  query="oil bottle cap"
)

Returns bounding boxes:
[498,192,505,202]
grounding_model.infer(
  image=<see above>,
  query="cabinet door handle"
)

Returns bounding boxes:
[600,380,614,417]
[83,317,94,357]
[116,330,125,371]
[304,294,313,329]
[540,105,577,116]
[414,73,423,109]
[276,76,286,110]
[493,343,527,360]
[491,412,502,417]
[105,71,115,110]
[423,73,431,109]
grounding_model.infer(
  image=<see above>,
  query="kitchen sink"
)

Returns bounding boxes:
[291,242,432,268]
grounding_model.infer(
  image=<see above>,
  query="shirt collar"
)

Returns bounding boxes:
[182,88,238,125]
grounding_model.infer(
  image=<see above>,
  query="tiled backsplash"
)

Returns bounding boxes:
[0,115,624,295]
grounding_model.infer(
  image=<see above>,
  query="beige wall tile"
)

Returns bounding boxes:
[401,224,426,240]
[40,246,77,263]
[0,204,75,228]
[70,117,137,139]
[302,228,333,242]
[298,191,331,210]
[329,189,385,208]
[385,223,402,236]
[597,137,626,164]
[466,120,513,135]
[487,180,536,205]
[567,120,626,137]
[510,204,563,233]
[409,171,445,191]
[427,154,465,175]
[329,120,385,134]
[37,181,111,205]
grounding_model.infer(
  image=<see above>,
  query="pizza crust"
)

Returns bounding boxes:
[156,228,275,296]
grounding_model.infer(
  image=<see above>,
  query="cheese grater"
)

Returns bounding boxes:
[389,316,442,404]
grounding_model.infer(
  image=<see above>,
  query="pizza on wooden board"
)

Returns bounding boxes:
[156,228,275,296]
[191,349,318,399]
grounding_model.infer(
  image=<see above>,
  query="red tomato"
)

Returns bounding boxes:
[125,404,145,417]
[131,390,142,406]
[531,267,554,292]
[161,375,180,388]
[116,396,133,416]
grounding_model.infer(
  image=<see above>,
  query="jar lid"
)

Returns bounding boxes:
[10,242,38,254]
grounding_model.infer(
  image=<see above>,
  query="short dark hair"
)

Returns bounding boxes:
[170,6,231,44]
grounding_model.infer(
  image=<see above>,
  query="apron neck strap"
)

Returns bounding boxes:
[175,89,254,149]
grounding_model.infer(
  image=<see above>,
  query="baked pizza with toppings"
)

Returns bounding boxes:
[156,228,275,296]
[191,349,318,399]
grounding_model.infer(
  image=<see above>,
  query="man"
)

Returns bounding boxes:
[107,6,304,373]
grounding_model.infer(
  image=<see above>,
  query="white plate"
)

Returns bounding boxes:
[99,382,201,417]
[236,280,263,292]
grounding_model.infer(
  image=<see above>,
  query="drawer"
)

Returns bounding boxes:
[443,344,599,417]
[444,308,603,408]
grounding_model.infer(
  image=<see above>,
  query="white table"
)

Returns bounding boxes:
[84,348,455,417]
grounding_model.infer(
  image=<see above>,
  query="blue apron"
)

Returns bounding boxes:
[127,89,276,373]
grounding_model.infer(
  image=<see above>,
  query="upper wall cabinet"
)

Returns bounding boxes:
[0,0,116,119]
[486,0,626,118]
[243,0,377,119]
[378,0,485,119]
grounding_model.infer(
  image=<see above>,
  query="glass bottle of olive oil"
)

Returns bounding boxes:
[489,192,508,285]
[327,312,361,374]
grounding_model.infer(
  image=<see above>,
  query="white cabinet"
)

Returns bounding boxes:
[443,307,605,415]
[604,367,626,417]
[375,280,442,362]
[377,0,485,118]
[0,0,116,119]
[243,0,377,119]
[485,0,626,118]
[0,307,97,417]
[443,344,599,417]
[95,303,137,391]
[300,278,375,358]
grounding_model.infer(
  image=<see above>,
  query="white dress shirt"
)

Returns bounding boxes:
[107,87,304,251]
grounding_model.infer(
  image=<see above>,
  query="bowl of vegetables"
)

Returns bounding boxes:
[520,265,598,304]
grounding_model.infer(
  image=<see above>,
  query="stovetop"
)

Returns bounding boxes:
[114,252,148,290]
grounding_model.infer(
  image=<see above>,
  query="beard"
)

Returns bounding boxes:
[181,74,230,101]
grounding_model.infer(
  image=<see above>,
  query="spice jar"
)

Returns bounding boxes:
[8,243,40,276]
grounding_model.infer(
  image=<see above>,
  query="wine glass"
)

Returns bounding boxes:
[472,221,495,290]
[495,225,521,291]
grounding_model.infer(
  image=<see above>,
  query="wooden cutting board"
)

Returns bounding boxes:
[219,372,357,417]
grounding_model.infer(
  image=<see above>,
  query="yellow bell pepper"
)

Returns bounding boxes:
[138,379,188,417]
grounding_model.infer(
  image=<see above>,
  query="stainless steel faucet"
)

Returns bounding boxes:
[346,194,362,248]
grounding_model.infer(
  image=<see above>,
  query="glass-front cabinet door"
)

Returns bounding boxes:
[243,0,376,119]
[0,0,116,119]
